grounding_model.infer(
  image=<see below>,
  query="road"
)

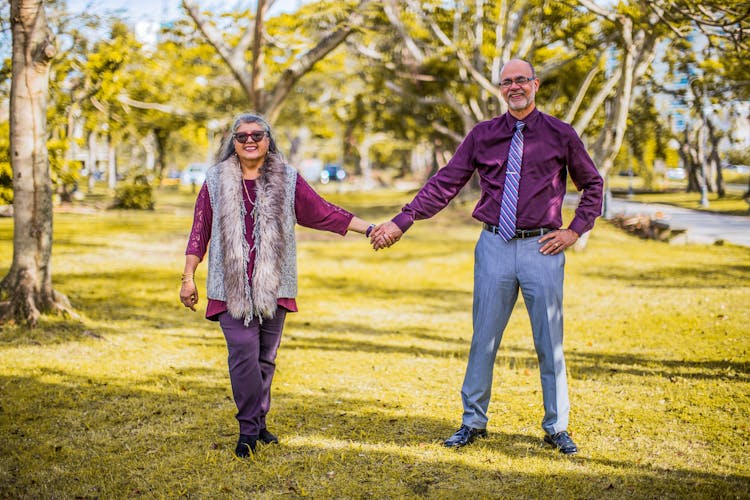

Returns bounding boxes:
[563,192,750,247]
[604,196,750,247]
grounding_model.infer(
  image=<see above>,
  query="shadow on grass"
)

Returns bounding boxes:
[567,349,750,383]
[1,369,746,498]
[287,317,468,344]
[282,321,750,383]
[0,266,215,346]
[587,261,750,289]
[57,269,205,327]
[486,345,750,384]
[301,275,473,314]
[300,236,477,263]
[5,266,746,386]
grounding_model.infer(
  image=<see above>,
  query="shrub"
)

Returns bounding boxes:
[726,146,750,166]
[112,173,154,210]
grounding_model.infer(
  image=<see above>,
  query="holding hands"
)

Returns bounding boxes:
[365,222,579,254]
[369,221,403,251]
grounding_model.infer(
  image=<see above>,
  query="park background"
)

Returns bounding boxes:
[1,0,749,498]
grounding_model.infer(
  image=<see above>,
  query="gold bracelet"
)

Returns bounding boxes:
[181,273,194,283]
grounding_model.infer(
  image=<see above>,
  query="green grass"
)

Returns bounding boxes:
[0,189,748,498]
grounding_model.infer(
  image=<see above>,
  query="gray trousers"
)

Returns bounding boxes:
[461,230,569,435]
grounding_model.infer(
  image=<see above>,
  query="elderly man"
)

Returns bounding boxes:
[371,59,603,454]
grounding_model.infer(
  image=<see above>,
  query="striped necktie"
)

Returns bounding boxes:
[497,120,525,241]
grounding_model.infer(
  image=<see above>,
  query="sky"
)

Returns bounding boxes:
[66,0,307,24]
[64,0,308,47]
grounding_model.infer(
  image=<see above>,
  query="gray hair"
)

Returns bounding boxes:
[215,112,282,163]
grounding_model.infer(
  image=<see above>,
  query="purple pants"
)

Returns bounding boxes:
[218,309,287,435]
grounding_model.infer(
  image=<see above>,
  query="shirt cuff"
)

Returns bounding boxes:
[568,219,586,237]
[392,212,414,233]
[338,212,355,236]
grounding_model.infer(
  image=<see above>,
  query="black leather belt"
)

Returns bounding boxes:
[483,223,555,239]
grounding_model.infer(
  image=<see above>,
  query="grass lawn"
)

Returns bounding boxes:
[0,187,748,498]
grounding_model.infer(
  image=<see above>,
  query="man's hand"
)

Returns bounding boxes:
[370,221,403,250]
[539,229,578,255]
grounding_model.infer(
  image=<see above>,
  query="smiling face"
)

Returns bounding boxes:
[500,59,539,119]
[233,122,270,167]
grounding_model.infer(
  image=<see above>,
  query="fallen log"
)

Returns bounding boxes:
[609,212,687,242]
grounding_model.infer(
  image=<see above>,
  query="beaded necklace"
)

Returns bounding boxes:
[242,178,255,207]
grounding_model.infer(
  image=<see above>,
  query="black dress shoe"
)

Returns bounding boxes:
[544,431,578,454]
[443,424,488,448]
[259,428,278,445]
[235,434,258,457]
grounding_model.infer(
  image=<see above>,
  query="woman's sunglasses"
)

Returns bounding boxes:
[233,131,268,143]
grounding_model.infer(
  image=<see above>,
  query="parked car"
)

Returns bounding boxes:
[180,163,208,186]
[666,167,686,180]
[724,163,750,174]
[320,163,346,184]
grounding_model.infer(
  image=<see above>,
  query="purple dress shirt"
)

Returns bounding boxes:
[185,173,354,320]
[392,109,604,236]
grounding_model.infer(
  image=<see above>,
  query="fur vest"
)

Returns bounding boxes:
[205,154,297,324]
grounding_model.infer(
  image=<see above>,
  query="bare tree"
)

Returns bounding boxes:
[0,0,74,326]
[183,0,372,124]
[381,0,620,141]
[648,0,749,201]
[575,0,660,182]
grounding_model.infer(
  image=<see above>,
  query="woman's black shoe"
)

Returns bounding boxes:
[235,434,258,457]
[259,428,279,445]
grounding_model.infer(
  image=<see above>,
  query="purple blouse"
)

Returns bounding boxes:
[185,173,354,320]
[392,108,604,236]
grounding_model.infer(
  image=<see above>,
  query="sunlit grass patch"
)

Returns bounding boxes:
[0,188,748,498]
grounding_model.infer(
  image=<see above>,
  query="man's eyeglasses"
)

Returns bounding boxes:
[234,131,268,143]
[500,76,535,88]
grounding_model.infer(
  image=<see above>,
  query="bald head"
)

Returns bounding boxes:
[500,59,535,78]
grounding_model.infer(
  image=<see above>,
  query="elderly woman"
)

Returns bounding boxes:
[179,113,374,457]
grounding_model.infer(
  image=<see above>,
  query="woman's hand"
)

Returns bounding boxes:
[370,221,403,250]
[180,279,199,311]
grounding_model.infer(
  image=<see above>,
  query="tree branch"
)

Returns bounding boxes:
[182,0,255,94]
[432,120,465,143]
[575,0,617,22]
[383,0,424,62]
[116,94,188,116]
[563,60,600,124]
[264,0,373,122]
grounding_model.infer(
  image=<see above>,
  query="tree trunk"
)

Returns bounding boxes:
[706,119,724,197]
[251,0,267,112]
[355,133,388,190]
[107,138,117,191]
[154,130,167,180]
[87,131,97,193]
[0,0,74,327]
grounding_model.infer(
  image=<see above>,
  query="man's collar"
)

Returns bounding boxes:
[505,108,539,129]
